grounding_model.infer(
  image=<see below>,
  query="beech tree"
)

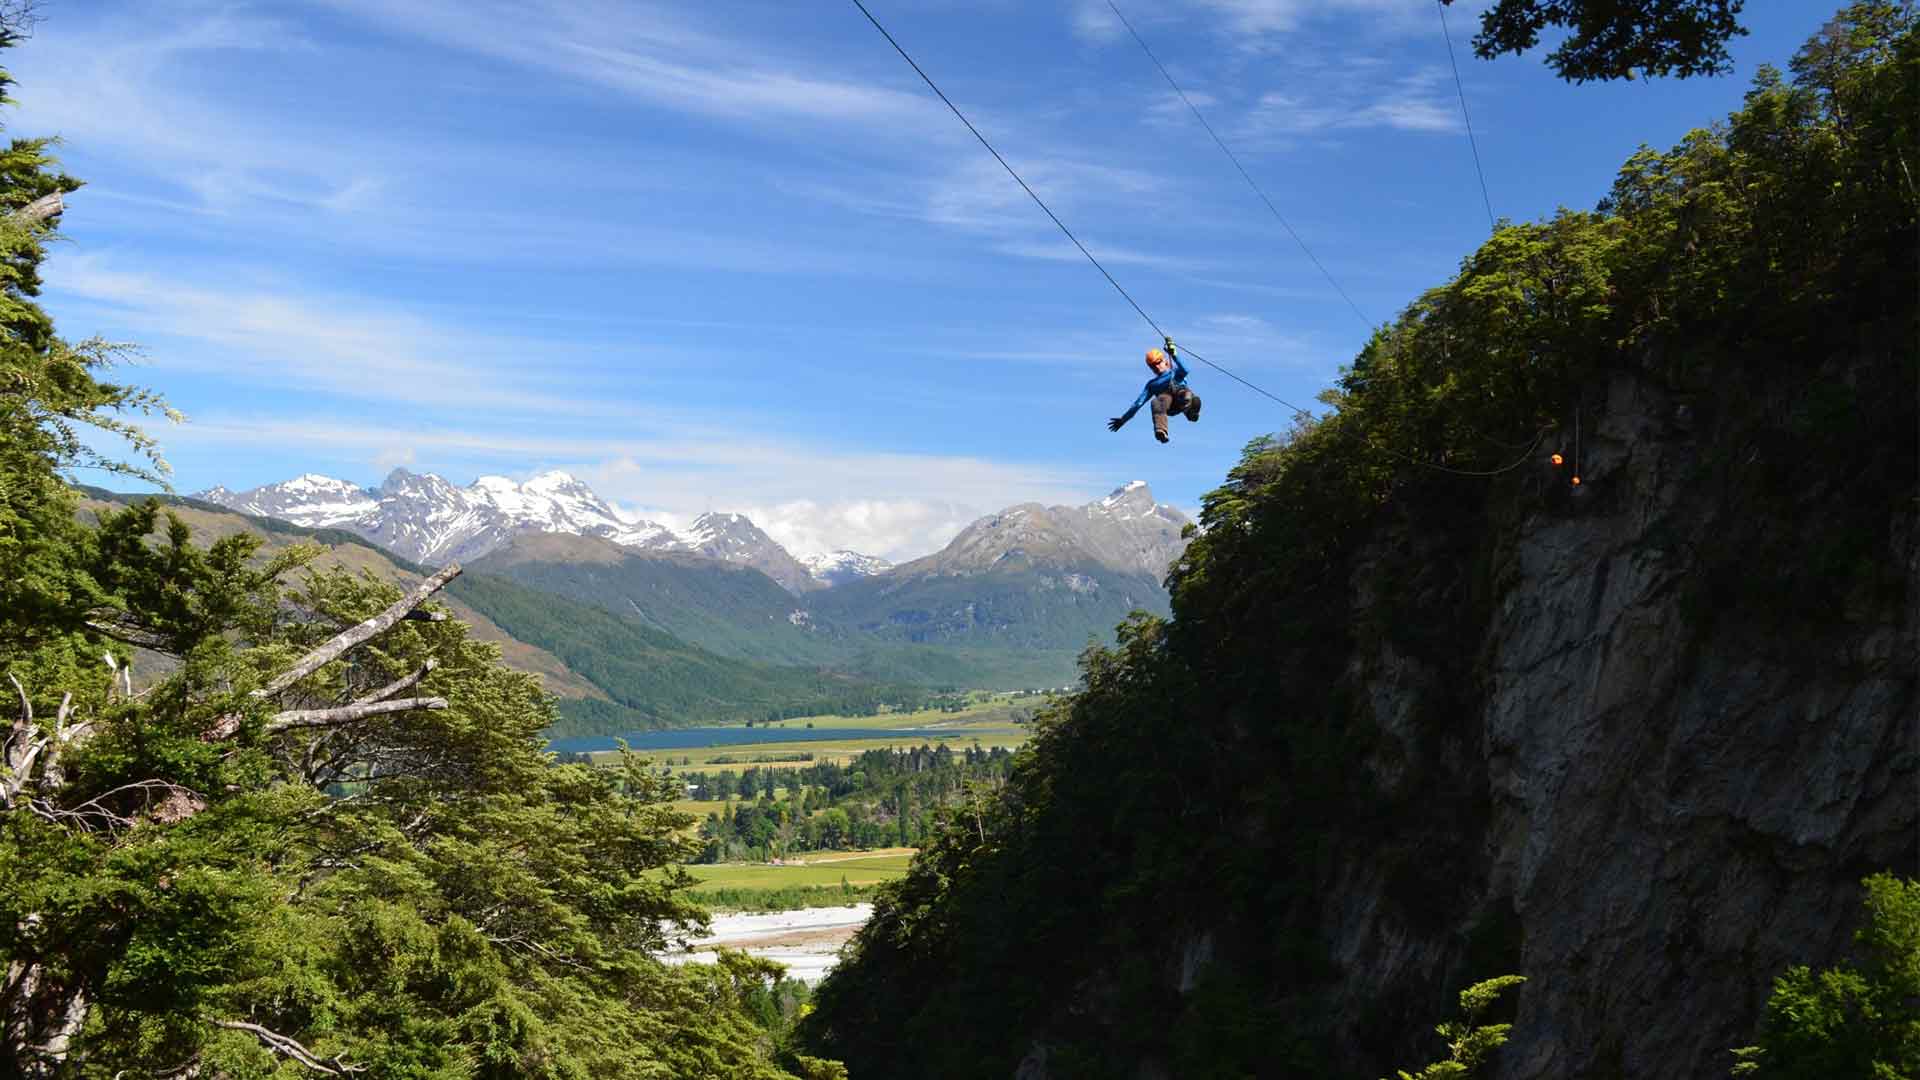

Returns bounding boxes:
[0,32,834,1080]
[1441,0,1749,82]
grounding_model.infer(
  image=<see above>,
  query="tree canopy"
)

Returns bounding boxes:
[1441,0,1749,82]
[0,35,835,1080]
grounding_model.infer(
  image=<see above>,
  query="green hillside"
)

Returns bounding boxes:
[475,538,1097,690]
[806,561,1170,651]
[448,572,930,735]
[471,536,847,665]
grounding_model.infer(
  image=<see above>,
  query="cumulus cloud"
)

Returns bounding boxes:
[723,498,988,563]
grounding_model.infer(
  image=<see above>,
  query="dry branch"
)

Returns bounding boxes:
[255,564,460,699]
[11,190,61,224]
[213,1020,363,1075]
[355,659,437,707]
[85,618,172,651]
[262,697,447,735]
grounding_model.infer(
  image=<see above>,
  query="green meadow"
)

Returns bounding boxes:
[683,850,917,912]
[593,695,1043,772]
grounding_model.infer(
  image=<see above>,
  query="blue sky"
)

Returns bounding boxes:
[19,0,1829,560]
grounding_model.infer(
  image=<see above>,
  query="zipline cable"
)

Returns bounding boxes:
[1103,0,1377,334]
[1437,0,1497,232]
[849,0,1162,338]
[849,0,1315,417]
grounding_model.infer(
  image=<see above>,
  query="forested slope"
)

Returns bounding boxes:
[805,11,1919,1078]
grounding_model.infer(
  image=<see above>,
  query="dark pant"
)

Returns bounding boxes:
[1151,389,1200,435]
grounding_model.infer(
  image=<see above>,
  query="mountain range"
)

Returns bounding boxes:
[198,469,845,592]
[190,470,1194,728]
[196,470,1180,595]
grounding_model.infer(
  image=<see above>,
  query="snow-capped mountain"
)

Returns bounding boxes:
[802,550,894,587]
[198,474,379,527]
[197,469,681,568]
[680,512,822,594]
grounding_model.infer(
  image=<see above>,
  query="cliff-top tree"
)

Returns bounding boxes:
[0,25,827,1080]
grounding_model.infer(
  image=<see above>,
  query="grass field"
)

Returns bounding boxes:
[594,696,1042,772]
[683,850,918,912]
[685,850,914,892]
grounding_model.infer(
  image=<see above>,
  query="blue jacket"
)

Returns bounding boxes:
[1117,356,1190,423]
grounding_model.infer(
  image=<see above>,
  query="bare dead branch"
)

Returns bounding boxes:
[11,190,61,225]
[85,618,172,651]
[262,697,448,735]
[8,673,27,729]
[354,659,437,707]
[26,780,207,833]
[255,564,460,699]
[213,1020,364,1075]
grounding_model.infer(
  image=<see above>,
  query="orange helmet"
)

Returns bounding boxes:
[1144,348,1167,369]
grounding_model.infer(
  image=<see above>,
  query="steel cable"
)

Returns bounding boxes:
[1103,0,1377,334]
[850,0,1313,415]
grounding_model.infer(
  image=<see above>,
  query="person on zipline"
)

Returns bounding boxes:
[1108,336,1201,443]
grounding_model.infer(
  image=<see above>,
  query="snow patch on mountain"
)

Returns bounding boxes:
[801,550,893,587]
[196,469,683,567]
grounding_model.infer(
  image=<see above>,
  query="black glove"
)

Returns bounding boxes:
[1107,416,1126,432]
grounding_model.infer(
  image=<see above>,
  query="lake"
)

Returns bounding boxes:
[546,726,959,754]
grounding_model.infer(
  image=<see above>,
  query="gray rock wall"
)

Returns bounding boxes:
[1335,369,1916,1078]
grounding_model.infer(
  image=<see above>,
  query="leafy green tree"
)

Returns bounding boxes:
[1731,874,1920,1079]
[1441,0,1749,81]
[1384,976,1527,1080]
[0,30,825,1079]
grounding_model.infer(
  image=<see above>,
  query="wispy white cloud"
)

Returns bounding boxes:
[47,256,632,415]
[316,0,930,129]
[990,237,1211,271]
[1069,0,1126,44]
[1238,67,1461,140]
[10,10,384,217]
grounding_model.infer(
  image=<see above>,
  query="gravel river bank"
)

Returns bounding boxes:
[662,904,874,983]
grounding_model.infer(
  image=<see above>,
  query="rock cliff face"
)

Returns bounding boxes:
[1319,365,1916,1078]
[813,349,1916,1080]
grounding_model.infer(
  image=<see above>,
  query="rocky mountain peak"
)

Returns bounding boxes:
[901,487,1191,581]
[1096,479,1156,515]
[682,512,819,594]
